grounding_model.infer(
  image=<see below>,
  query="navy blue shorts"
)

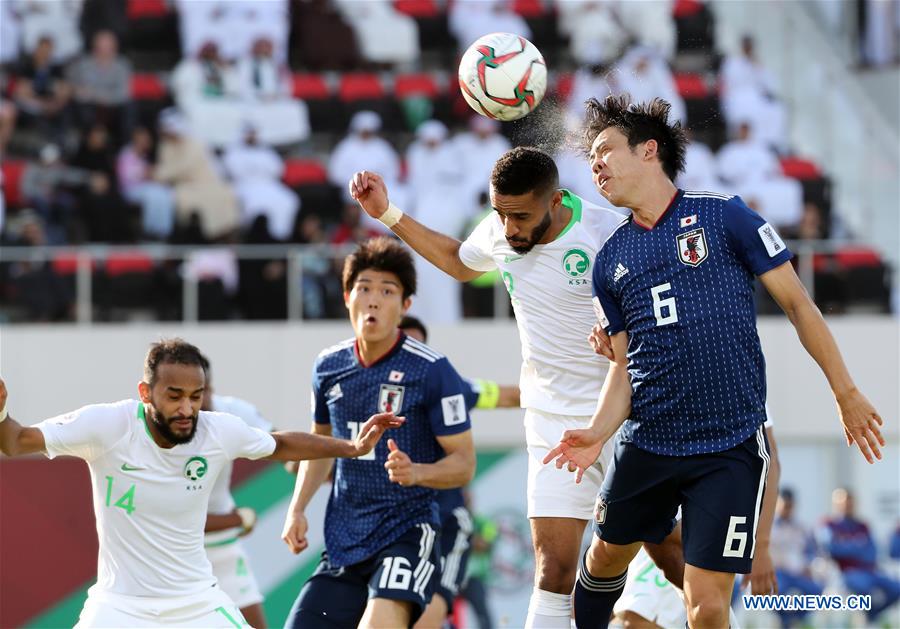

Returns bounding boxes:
[435,506,474,609]
[594,426,770,574]
[286,523,440,628]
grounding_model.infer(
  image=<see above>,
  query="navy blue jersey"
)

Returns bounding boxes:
[435,378,481,519]
[313,333,472,567]
[592,190,792,456]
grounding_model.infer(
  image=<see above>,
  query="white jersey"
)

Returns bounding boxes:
[459,190,624,415]
[36,400,276,600]
[207,394,273,515]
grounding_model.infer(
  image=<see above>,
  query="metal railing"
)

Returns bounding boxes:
[0,239,887,324]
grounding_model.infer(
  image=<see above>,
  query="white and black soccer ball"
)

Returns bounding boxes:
[458,32,547,122]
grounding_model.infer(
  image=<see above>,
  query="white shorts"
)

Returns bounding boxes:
[75,587,246,628]
[613,548,686,628]
[524,408,613,519]
[208,539,264,608]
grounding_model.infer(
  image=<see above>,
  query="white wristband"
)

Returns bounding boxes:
[0,407,7,423]
[379,202,403,228]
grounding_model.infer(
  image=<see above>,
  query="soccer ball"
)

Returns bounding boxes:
[458,32,547,122]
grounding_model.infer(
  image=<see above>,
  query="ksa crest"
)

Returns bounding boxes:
[676,227,708,267]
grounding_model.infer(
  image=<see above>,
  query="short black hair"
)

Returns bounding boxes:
[491,146,559,198]
[399,315,428,342]
[342,237,416,299]
[779,487,795,501]
[580,94,687,181]
[143,338,206,386]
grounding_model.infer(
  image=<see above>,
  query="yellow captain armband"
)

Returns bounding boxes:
[474,379,500,409]
[0,406,7,422]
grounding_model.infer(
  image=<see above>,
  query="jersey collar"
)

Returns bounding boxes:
[354,331,405,368]
[554,189,583,241]
[631,189,683,231]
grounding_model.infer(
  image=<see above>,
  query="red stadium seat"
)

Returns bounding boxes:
[105,253,155,276]
[394,0,439,18]
[673,0,704,18]
[291,74,330,100]
[674,73,709,99]
[835,247,883,269]
[127,0,169,20]
[130,74,167,100]
[1,160,27,207]
[554,72,574,101]
[511,0,546,18]
[338,74,385,102]
[780,157,822,180]
[395,74,440,99]
[51,254,97,275]
[283,160,328,187]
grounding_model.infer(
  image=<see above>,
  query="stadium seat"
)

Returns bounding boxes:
[338,74,386,102]
[780,157,822,180]
[553,72,574,101]
[673,0,704,18]
[283,160,328,187]
[395,74,440,99]
[130,74,167,101]
[1,160,27,208]
[104,253,155,277]
[511,0,547,18]
[127,0,169,20]
[674,73,709,99]
[394,0,439,18]
[51,254,97,275]
[292,74,331,100]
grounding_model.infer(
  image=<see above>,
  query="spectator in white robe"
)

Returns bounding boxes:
[615,45,686,124]
[678,131,721,193]
[720,35,788,152]
[334,0,419,66]
[14,0,83,63]
[406,121,468,324]
[452,116,512,208]
[176,0,288,63]
[717,122,803,230]
[233,37,310,146]
[222,122,300,241]
[449,0,531,50]
[328,111,406,233]
[1,2,21,65]
[556,0,627,67]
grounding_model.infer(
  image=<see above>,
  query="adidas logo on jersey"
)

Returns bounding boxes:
[326,383,343,401]
[613,263,629,282]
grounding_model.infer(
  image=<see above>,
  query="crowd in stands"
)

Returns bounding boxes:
[0,0,891,322]
[769,486,900,627]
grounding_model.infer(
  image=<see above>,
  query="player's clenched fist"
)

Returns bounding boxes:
[385,439,417,486]
[281,511,309,555]
[349,170,389,218]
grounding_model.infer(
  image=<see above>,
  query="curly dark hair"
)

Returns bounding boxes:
[342,237,417,299]
[580,95,687,181]
[143,338,206,386]
[490,146,559,198]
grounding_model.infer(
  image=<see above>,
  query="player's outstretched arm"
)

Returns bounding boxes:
[267,412,404,461]
[282,423,335,555]
[0,379,47,457]
[385,431,476,489]
[760,262,885,463]
[543,331,631,483]
[349,170,482,282]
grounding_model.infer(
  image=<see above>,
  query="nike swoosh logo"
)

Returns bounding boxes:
[121,463,145,471]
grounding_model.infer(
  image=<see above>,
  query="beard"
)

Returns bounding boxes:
[506,211,552,254]
[148,404,198,445]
